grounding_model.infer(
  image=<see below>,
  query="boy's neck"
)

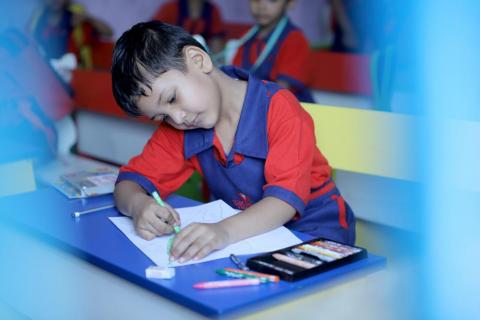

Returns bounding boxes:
[212,68,247,127]
[257,15,286,39]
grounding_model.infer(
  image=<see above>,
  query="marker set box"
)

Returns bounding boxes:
[246,237,367,281]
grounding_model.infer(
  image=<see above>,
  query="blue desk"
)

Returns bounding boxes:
[0,188,385,318]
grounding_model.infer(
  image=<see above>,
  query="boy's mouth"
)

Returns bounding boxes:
[184,114,199,127]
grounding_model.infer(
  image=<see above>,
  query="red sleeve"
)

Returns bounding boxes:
[152,1,178,24]
[119,124,202,198]
[209,4,225,37]
[271,30,312,87]
[263,89,331,213]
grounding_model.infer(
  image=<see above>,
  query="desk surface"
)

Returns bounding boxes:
[0,188,385,318]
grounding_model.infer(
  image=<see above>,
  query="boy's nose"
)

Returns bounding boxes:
[170,110,186,125]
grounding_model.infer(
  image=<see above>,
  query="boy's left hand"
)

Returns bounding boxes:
[170,223,230,263]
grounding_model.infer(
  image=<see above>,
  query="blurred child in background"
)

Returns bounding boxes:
[153,0,225,54]
[29,0,113,69]
[232,0,314,103]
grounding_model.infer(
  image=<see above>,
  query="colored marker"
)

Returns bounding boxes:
[319,240,361,255]
[229,254,249,271]
[272,253,317,269]
[167,225,181,257]
[216,269,271,282]
[292,248,329,263]
[223,268,280,282]
[311,240,352,255]
[151,191,166,207]
[152,191,180,255]
[298,244,341,261]
[72,204,115,218]
[193,278,263,289]
[251,260,295,275]
[284,251,323,266]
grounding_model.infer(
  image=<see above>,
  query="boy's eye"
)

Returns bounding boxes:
[154,114,168,122]
[168,92,176,104]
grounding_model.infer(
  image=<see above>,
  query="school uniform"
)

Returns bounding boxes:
[153,0,225,42]
[232,18,314,103]
[117,66,355,244]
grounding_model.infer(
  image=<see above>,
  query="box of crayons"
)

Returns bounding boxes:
[246,237,367,281]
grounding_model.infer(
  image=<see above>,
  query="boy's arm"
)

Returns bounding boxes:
[114,180,149,218]
[219,197,296,243]
[114,180,180,240]
[170,197,295,262]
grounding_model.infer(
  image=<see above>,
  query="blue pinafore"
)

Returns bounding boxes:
[184,67,355,244]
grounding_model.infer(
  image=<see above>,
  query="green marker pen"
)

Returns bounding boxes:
[216,269,270,282]
[151,191,165,207]
[167,226,180,255]
[151,191,180,256]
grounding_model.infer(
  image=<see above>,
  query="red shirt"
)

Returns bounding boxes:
[234,30,311,85]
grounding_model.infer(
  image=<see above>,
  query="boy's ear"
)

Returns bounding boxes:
[184,46,213,73]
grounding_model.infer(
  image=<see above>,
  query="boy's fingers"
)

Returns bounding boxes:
[182,236,211,262]
[154,206,174,223]
[172,223,197,246]
[170,226,197,259]
[136,227,156,241]
[171,224,205,261]
[163,203,181,226]
[193,243,214,261]
[180,242,201,262]
[170,208,181,226]
[136,218,153,234]
[148,217,172,235]
[153,209,175,233]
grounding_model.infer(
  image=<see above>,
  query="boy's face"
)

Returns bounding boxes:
[249,0,291,27]
[136,47,221,130]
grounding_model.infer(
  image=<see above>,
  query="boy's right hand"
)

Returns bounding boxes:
[132,196,180,240]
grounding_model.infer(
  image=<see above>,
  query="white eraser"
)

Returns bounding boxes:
[145,266,175,279]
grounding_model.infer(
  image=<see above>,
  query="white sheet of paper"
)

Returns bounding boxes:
[109,199,302,267]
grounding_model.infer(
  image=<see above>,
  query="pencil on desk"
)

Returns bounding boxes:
[229,253,249,271]
[72,204,115,218]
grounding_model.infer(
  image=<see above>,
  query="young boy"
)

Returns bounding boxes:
[111,21,355,264]
[232,0,314,103]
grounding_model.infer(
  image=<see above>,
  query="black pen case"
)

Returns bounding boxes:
[246,237,368,281]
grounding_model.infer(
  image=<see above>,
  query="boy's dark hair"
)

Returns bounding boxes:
[111,21,205,116]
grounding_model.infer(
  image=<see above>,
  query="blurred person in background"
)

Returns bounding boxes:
[29,0,113,69]
[153,0,225,54]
